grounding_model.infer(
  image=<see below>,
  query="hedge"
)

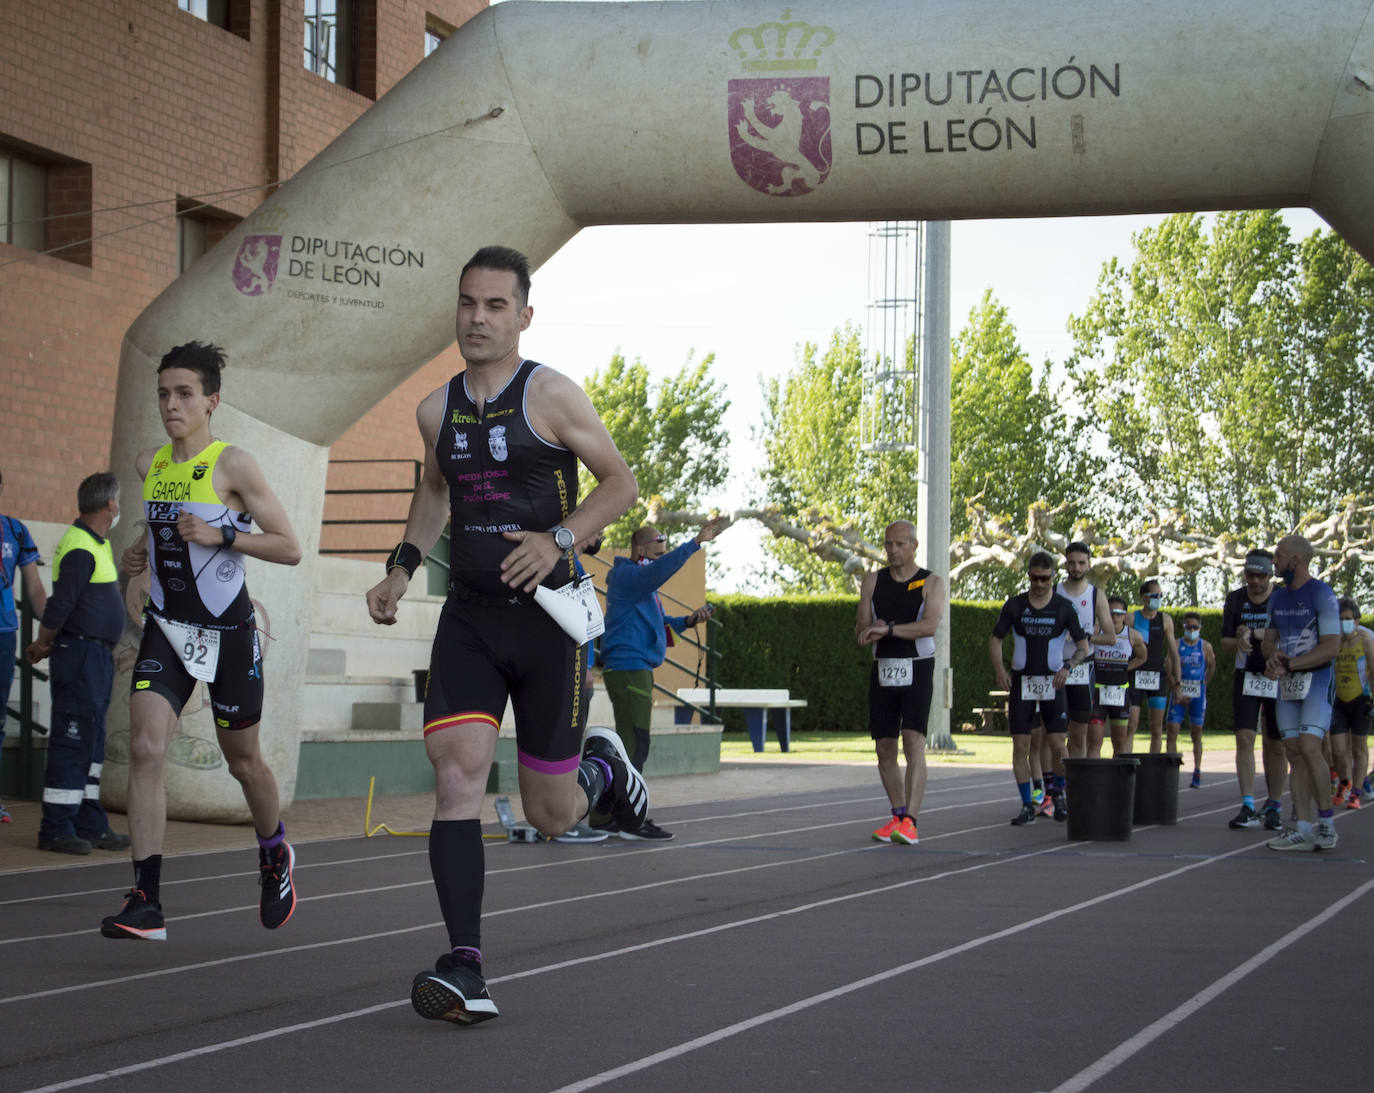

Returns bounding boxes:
[710,595,1246,734]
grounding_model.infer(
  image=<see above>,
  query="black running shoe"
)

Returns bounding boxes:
[101,888,166,940]
[1228,805,1260,829]
[1052,793,1067,822]
[411,952,499,1025]
[582,728,649,833]
[618,818,674,841]
[259,841,297,929]
[1010,802,1037,826]
[1262,806,1283,831]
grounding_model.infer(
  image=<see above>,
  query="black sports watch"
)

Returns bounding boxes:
[552,526,575,552]
[221,523,237,549]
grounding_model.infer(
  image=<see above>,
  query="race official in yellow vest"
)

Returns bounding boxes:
[25,472,130,855]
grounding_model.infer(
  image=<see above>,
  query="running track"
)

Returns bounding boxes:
[4,768,1370,1092]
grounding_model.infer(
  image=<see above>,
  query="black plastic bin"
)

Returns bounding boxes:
[1064,757,1139,841]
[1122,752,1183,826]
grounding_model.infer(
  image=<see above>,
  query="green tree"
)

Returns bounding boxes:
[950,290,1074,598]
[753,324,921,591]
[1067,211,1374,556]
[581,351,730,546]
[753,326,868,591]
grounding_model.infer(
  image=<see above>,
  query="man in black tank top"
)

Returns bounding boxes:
[366,247,639,1026]
[856,520,945,845]
[1221,548,1287,830]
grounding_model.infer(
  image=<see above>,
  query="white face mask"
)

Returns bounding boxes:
[1184,628,1200,641]
[1342,619,1356,636]
[109,509,120,531]
[1146,594,1162,610]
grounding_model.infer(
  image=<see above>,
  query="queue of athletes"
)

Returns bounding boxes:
[13,243,1370,1025]
[979,539,1370,850]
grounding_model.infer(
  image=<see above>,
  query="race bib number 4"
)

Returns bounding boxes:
[1180,679,1202,699]
[1134,670,1161,691]
[1020,674,1055,701]
[877,657,913,688]
[153,615,221,683]
[1242,672,1278,699]
[1279,672,1312,701]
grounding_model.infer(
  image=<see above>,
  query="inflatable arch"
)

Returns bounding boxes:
[106,0,1374,817]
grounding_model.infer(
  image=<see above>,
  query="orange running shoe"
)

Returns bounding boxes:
[892,816,919,845]
[1346,792,1362,810]
[872,816,901,843]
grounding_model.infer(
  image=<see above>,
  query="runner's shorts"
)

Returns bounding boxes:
[423,595,583,770]
[1167,693,1207,726]
[868,657,935,739]
[1007,670,1068,735]
[131,613,263,731]
[1329,694,1370,735]
[1231,672,1280,740]
[1273,667,1336,738]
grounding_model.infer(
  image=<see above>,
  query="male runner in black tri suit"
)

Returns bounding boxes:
[1220,548,1287,830]
[856,519,945,845]
[367,246,641,1025]
[990,552,1090,826]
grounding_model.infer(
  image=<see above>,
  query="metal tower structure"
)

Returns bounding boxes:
[860,220,955,748]
[861,221,924,454]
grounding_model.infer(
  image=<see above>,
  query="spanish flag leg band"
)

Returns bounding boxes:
[423,711,500,736]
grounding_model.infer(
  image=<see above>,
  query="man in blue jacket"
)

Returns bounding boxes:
[599,516,728,839]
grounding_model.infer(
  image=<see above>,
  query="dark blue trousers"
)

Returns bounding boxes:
[39,635,113,840]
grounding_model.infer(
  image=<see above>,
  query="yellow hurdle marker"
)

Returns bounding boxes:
[362,776,426,838]
[362,776,510,840]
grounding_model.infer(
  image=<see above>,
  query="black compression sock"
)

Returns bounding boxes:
[429,819,484,951]
[134,855,162,905]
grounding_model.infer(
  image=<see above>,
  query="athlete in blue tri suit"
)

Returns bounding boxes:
[1166,611,1214,787]
[1126,579,1181,754]
[1262,535,1342,852]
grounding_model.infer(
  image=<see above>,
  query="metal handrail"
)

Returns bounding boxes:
[6,594,48,800]
[320,459,422,555]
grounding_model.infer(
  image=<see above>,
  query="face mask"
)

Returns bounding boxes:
[1342,619,1356,636]
[1146,594,1161,609]
[1184,628,1200,641]
[109,510,120,531]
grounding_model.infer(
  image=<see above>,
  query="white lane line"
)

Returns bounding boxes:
[0,796,1021,945]
[12,838,1072,1092]
[0,808,1033,991]
[1046,875,1374,1093]
[0,773,1007,885]
[543,841,1265,1093]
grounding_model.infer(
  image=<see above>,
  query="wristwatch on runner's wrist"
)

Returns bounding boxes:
[221,523,237,549]
[552,526,575,552]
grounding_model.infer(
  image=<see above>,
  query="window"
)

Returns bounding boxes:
[305,1,376,96]
[425,13,454,58]
[178,0,229,28]
[176,0,249,39]
[177,198,241,273]
[306,0,354,84]
[1,152,44,252]
[1,141,91,267]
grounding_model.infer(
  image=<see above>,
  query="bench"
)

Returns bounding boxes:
[973,690,1009,735]
[674,688,807,752]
